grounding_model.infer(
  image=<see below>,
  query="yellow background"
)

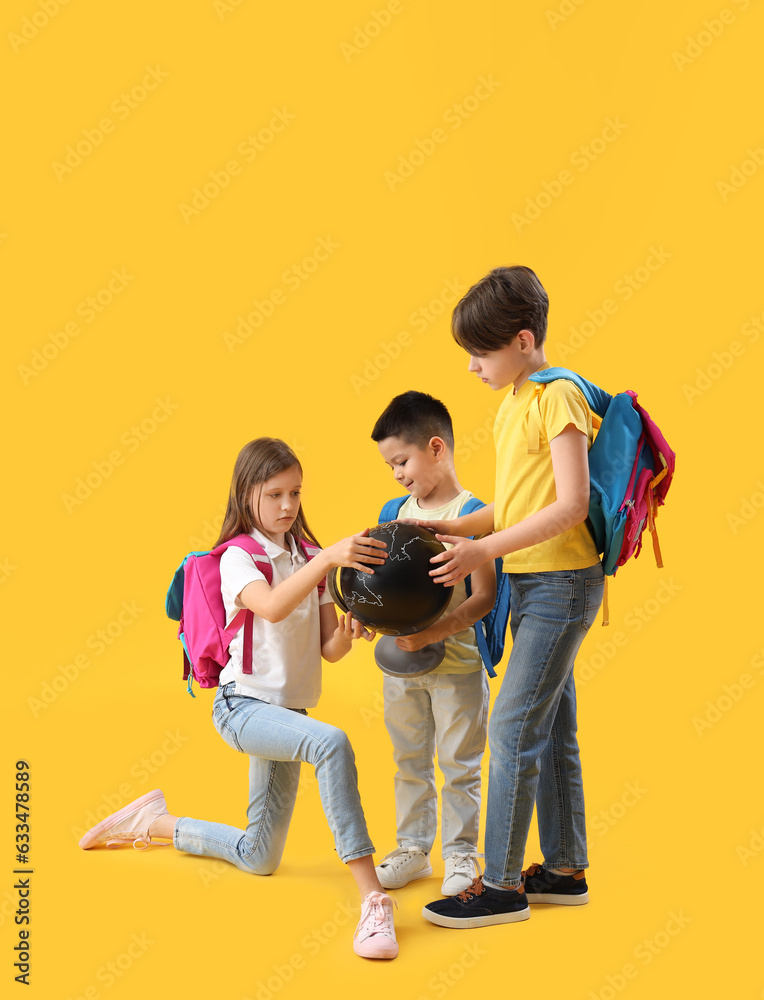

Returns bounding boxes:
[3,0,763,997]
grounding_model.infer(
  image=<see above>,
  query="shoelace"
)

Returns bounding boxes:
[357,892,397,939]
[456,877,486,901]
[379,847,425,871]
[522,862,543,879]
[105,833,171,850]
[447,854,479,877]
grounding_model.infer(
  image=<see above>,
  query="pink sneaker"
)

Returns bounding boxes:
[353,891,398,960]
[78,789,171,850]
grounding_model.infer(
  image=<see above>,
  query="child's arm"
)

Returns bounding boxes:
[237,529,387,623]
[430,426,590,586]
[319,605,375,662]
[394,557,496,652]
[405,502,494,540]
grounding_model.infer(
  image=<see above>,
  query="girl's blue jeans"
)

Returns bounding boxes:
[483,563,605,888]
[174,685,375,872]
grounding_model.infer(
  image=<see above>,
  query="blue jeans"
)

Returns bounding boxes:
[174,685,375,871]
[483,563,605,888]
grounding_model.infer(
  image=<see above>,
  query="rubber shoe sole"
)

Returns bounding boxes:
[525,890,589,905]
[422,904,530,929]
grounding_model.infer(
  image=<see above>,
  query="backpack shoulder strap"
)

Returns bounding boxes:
[213,534,273,585]
[458,496,500,678]
[459,496,485,519]
[299,539,326,596]
[526,368,613,454]
[379,496,408,523]
[527,367,613,417]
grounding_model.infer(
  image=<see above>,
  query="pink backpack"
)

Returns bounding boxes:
[166,534,324,696]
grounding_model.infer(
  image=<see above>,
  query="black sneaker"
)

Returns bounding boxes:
[522,863,589,904]
[422,877,530,928]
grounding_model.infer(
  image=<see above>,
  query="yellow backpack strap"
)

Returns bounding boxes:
[601,576,610,626]
[527,383,544,454]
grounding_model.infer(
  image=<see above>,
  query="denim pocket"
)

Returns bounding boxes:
[582,577,605,630]
[212,697,246,753]
[526,572,575,623]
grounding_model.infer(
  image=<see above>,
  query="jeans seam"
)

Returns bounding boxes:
[243,759,278,861]
[499,620,571,883]
[549,720,568,862]
[418,703,436,845]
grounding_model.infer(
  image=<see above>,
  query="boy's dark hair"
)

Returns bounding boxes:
[371,390,454,451]
[451,265,549,353]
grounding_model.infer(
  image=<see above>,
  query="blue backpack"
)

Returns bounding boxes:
[378,495,510,677]
[527,368,675,577]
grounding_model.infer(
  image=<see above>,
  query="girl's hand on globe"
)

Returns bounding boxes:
[325,528,387,574]
[337,613,375,644]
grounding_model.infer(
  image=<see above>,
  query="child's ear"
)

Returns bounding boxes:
[429,436,447,460]
[517,329,536,352]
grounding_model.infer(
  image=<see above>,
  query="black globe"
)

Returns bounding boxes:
[328,522,451,636]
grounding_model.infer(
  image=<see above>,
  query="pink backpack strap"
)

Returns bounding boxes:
[214,536,324,676]
[212,535,271,675]
[300,540,326,595]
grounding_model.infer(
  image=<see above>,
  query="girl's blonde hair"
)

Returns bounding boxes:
[214,438,320,549]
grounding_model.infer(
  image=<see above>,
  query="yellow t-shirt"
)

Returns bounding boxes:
[396,490,483,674]
[494,370,601,573]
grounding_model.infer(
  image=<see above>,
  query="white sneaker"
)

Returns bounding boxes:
[375,846,432,889]
[353,891,398,960]
[441,853,480,895]
[78,789,171,850]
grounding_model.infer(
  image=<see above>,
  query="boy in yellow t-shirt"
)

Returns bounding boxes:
[418,266,605,930]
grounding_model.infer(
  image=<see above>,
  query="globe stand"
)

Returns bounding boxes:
[374,635,446,678]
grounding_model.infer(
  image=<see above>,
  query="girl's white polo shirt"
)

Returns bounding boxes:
[218,528,334,709]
